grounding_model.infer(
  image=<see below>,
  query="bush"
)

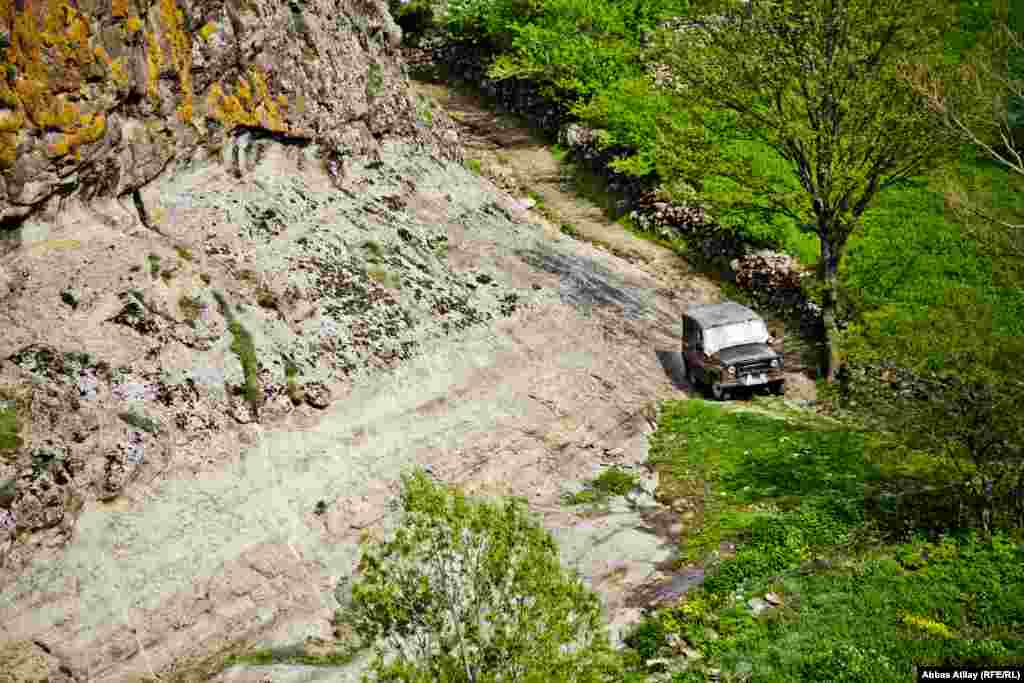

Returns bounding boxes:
[389,0,436,45]
[342,469,624,682]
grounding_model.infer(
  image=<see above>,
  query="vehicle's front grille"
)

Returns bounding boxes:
[737,359,773,375]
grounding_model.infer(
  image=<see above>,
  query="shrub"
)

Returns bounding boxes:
[342,469,624,681]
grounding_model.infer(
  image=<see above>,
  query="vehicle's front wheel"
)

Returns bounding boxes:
[711,382,729,401]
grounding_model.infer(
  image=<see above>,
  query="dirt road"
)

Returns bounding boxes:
[2,77,784,681]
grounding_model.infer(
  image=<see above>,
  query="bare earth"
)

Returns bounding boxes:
[1,79,813,681]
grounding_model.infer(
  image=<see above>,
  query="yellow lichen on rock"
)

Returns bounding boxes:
[125,15,143,33]
[0,110,25,133]
[0,132,16,169]
[198,21,217,41]
[205,68,289,133]
[145,30,163,103]
[111,0,131,18]
[46,111,106,159]
[157,0,193,122]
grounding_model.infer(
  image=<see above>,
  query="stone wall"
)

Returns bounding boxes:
[425,38,822,331]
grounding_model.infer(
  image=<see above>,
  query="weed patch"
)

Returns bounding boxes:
[563,466,639,506]
[560,222,581,238]
[226,641,360,667]
[178,295,203,324]
[465,157,483,175]
[118,410,159,434]
[213,291,262,416]
[147,253,161,279]
[284,358,303,404]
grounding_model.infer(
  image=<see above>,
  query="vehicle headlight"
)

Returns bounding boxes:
[727,365,736,375]
[771,359,779,368]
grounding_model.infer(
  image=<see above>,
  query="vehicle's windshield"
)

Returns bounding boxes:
[703,319,769,354]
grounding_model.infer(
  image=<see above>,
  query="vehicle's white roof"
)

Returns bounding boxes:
[685,301,761,329]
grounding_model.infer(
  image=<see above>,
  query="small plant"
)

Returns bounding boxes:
[560,223,581,238]
[361,240,384,261]
[118,410,159,434]
[315,500,328,515]
[367,267,401,290]
[465,158,483,175]
[284,359,303,404]
[256,286,279,310]
[200,272,212,285]
[0,403,22,453]
[147,253,161,278]
[415,94,434,125]
[564,466,639,505]
[366,62,384,99]
[236,269,258,284]
[214,291,262,416]
[178,295,203,324]
[174,245,194,261]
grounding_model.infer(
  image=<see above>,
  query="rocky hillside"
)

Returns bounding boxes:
[0,0,460,226]
[0,1,505,676]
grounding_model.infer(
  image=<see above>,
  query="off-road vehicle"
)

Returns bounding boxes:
[682,301,785,400]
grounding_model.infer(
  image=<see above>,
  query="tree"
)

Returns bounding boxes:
[650,0,960,380]
[337,469,622,683]
[836,290,1024,534]
[901,3,1024,259]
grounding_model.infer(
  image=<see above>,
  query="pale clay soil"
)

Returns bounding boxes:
[0,78,816,682]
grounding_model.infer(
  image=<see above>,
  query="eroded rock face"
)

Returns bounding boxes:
[0,0,460,225]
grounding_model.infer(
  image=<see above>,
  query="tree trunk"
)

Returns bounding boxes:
[819,236,843,382]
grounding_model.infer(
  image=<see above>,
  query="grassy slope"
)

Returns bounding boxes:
[630,399,1024,682]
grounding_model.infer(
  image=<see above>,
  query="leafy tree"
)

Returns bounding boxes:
[649,0,961,380]
[902,2,1024,259]
[838,289,1024,533]
[339,469,622,682]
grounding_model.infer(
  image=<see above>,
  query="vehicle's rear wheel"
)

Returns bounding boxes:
[770,380,786,396]
[687,366,701,392]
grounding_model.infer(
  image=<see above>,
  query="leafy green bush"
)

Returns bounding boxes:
[342,469,624,681]
[389,0,436,45]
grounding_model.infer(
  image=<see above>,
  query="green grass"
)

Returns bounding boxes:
[226,643,359,667]
[0,403,22,453]
[649,399,875,566]
[465,158,483,175]
[147,253,161,279]
[623,397,1024,681]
